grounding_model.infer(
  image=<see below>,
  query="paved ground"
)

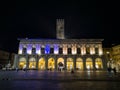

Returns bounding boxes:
[0,70,120,90]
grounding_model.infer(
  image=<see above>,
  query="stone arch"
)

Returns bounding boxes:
[57,58,64,67]
[76,58,83,70]
[48,58,55,70]
[19,57,26,69]
[86,58,93,70]
[38,58,45,70]
[67,58,74,70]
[95,58,103,69]
[29,57,36,69]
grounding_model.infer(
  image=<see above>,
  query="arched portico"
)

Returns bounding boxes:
[67,58,74,71]
[29,57,36,69]
[95,58,103,69]
[48,58,55,70]
[38,58,45,70]
[86,58,93,70]
[19,57,26,69]
[76,58,83,70]
[57,58,64,70]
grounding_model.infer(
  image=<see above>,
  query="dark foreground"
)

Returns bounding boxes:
[0,70,120,90]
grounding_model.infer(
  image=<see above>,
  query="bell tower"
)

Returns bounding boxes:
[56,19,65,39]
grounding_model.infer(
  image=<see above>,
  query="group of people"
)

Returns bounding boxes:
[107,61,117,75]
[16,65,27,72]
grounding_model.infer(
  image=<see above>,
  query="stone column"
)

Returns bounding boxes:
[74,57,76,70]
[72,44,77,55]
[55,57,57,70]
[83,57,86,70]
[93,58,96,71]
[45,57,48,70]
[36,56,38,70]
[64,57,67,70]
[84,46,86,55]
[98,45,103,55]
[81,46,83,55]
[63,44,67,55]
[25,55,29,69]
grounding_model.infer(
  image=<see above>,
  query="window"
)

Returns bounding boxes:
[59,48,63,54]
[68,48,71,54]
[32,48,36,54]
[77,48,81,54]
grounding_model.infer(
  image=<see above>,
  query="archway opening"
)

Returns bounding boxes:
[38,58,45,70]
[67,58,74,71]
[76,58,83,70]
[86,58,93,70]
[48,58,55,70]
[57,58,64,71]
[19,57,26,69]
[29,58,36,69]
[95,58,103,69]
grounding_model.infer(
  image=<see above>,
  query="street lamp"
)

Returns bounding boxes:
[106,51,110,61]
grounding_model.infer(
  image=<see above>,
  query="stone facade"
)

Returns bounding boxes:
[112,45,120,71]
[13,39,107,71]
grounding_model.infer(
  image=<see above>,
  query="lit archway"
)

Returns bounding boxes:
[95,58,103,69]
[29,57,36,69]
[86,58,93,70]
[19,57,26,69]
[48,58,55,70]
[38,58,45,70]
[67,58,74,70]
[57,58,64,70]
[76,58,83,70]
[57,58,64,66]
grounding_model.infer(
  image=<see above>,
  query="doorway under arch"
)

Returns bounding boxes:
[48,58,55,70]
[67,58,74,71]
[76,58,83,70]
[38,58,45,70]
[57,58,64,70]
[19,57,26,69]
[29,57,36,69]
[95,58,103,69]
[86,58,93,70]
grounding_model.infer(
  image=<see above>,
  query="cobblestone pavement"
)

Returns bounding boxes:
[0,70,120,81]
[0,70,120,90]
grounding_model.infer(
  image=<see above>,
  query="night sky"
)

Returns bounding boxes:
[0,0,119,53]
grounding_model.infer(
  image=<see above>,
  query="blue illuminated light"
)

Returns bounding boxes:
[27,44,32,54]
[45,44,50,54]
[36,44,40,54]
[54,44,58,54]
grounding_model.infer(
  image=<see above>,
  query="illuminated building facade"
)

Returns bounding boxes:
[13,19,107,71]
[112,45,120,71]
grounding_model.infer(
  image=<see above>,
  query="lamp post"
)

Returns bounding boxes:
[106,51,110,62]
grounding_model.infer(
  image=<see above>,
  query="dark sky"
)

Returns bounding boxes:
[0,0,119,53]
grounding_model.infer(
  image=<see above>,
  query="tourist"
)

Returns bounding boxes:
[16,67,19,72]
[111,63,117,75]
[107,61,112,76]
[71,69,74,74]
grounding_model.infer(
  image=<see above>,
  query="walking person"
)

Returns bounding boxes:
[107,61,112,76]
[16,67,19,72]
[111,62,117,75]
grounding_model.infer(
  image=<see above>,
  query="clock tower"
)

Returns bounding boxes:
[56,19,65,39]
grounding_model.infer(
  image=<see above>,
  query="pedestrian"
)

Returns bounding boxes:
[111,63,117,75]
[113,67,117,75]
[16,67,18,72]
[107,61,112,76]
[71,69,74,74]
